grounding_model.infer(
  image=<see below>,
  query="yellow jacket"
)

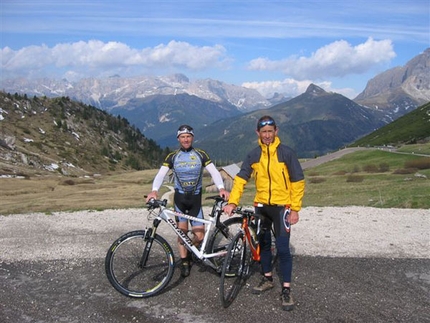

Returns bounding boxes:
[229,136,305,211]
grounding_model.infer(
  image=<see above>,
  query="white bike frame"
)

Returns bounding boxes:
[149,205,228,270]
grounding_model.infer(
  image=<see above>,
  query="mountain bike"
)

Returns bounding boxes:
[219,206,277,308]
[105,195,241,298]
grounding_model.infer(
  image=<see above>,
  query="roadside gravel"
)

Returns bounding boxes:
[1,206,428,261]
[0,206,429,323]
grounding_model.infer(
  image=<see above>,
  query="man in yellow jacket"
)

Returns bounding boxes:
[224,115,305,311]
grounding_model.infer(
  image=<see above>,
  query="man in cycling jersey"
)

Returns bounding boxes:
[146,124,229,278]
[223,116,305,311]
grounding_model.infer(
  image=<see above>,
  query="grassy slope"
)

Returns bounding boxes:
[1,146,429,215]
[303,149,429,209]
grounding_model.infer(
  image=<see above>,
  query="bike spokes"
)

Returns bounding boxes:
[220,232,251,308]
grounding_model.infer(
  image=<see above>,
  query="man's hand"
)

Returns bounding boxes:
[223,203,236,216]
[145,191,158,203]
[288,210,299,225]
[219,189,230,201]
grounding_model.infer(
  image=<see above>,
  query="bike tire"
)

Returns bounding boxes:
[105,230,175,298]
[219,231,251,308]
[207,217,242,268]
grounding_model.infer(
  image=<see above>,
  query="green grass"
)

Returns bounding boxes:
[396,142,430,155]
[302,150,430,209]
[204,146,430,209]
[1,146,429,215]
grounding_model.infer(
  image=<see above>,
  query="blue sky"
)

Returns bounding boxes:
[1,0,429,99]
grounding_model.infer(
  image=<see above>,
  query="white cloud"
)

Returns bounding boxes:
[1,40,228,80]
[242,79,312,98]
[247,38,396,80]
[2,44,53,70]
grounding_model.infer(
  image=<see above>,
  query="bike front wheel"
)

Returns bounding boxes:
[219,231,251,308]
[207,216,242,269]
[105,230,175,298]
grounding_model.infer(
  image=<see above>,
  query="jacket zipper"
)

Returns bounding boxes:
[266,145,272,205]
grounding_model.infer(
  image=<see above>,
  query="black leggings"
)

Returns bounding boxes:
[255,205,292,283]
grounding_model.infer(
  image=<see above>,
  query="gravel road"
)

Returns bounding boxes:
[1,206,429,323]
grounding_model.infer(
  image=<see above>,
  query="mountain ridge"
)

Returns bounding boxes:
[195,84,385,162]
[1,49,429,163]
[0,74,274,113]
[1,49,428,120]
[354,48,430,119]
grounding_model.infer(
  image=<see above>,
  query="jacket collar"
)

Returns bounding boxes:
[180,146,193,152]
[259,136,280,153]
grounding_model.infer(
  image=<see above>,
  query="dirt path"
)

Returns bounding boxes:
[300,147,369,169]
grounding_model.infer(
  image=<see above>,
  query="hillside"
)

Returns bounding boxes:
[109,93,242,147]
[1,91,428,177]
[351,101,430,147]
[0,92,166,177]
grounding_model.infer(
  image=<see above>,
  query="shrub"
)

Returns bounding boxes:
[61,179,75,185]
[363,164,379,173]
[307,171,319,176]
[308,177,326,184]
[332,170,347,175]
[351,165,360,173]
[404,158,430,170]
[379,162,390,172]
[346,175,364,183]
[393,168,417,175]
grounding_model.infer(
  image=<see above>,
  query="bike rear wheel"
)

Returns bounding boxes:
[219,231,251,308]
[105,230,175,298]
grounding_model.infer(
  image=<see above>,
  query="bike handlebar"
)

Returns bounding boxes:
[205,195,226,203]
[233,206,255,217]
[145,198,168,209]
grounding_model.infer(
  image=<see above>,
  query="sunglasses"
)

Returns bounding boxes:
[177,127,194,137]
[258,120,275,128]
[179,126,193,131]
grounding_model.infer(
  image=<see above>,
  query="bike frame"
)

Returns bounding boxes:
[148,206,229,270]
[241,216,261,262]
[233,208,262,262]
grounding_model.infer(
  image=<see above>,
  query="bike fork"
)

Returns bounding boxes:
[139,218,161,268]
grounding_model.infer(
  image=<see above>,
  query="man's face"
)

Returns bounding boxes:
[256,125,278,146]
[178,133,194,149]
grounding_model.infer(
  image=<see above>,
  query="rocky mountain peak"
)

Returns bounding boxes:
[354,48,430,110]
[0,75,272,112]
[305,83,327,96]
